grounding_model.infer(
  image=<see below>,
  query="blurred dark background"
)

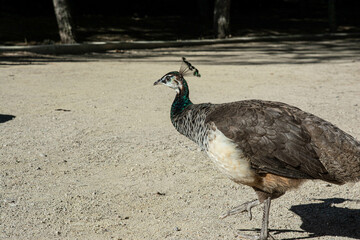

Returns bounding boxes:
[0,0,359,45]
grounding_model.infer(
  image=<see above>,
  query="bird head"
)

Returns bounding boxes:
[153,57,201,93]
[153,71,183,90]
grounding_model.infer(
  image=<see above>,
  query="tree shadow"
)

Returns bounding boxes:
[1,37,360,66]
[0,114,16,123]
[0,54,88,66]
[288,198,360,239]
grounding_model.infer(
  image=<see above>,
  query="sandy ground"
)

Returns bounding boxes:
[1,39,360,240]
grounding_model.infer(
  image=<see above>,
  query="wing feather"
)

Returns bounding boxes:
[205,100,338,182]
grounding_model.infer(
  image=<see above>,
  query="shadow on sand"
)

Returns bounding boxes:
[287,198,360,239]
[1,37,360,66]
[0,114,16,123]
[237,198,360,239]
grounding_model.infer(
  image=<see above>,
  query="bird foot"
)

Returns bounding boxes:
[237,232,275,240]
[219,199,260,220]
[237,197,274,240]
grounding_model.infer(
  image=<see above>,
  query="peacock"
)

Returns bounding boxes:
[154,57,360,240]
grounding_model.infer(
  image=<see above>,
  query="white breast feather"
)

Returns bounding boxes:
[207,128,256,184]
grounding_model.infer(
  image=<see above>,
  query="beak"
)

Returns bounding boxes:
[153,79,162,86]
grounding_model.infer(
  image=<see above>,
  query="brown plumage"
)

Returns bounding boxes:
[206,100,360,239]
[206,100,360,185]
[154,58,360,240]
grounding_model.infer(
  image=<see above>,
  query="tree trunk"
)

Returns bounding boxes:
[213,0,231,39]
[52,0,76,43]
[328,0,337,32]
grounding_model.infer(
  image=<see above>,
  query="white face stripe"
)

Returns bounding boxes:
[161,73,182,90]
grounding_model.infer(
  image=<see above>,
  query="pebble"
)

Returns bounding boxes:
[174,227,181,231]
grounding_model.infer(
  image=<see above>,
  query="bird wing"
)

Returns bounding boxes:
[205,100,337,182]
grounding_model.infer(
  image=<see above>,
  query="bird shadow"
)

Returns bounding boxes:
[0,114,16,123]
[287,198,360,239]
[237,198,360,239]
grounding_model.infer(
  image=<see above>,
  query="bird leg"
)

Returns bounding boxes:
[260,197,272,239]
[238,197,274,240]
[219,199,260,220]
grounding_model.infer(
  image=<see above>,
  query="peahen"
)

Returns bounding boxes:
[153,57,360,240]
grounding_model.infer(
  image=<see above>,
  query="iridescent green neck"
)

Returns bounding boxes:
[171,79,193,118]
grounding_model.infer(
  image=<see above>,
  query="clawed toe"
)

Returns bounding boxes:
[224,197,274,240]
[219,199,260,219]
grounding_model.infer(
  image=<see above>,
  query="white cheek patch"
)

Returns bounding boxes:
[207,128,256,184]
[168,80,182,91]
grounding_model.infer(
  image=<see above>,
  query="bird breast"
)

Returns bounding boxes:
[207,127,256,185]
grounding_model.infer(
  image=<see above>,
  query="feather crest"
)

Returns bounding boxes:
[179,57,201,77]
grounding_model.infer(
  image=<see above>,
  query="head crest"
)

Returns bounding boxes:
[179,57,201,77]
